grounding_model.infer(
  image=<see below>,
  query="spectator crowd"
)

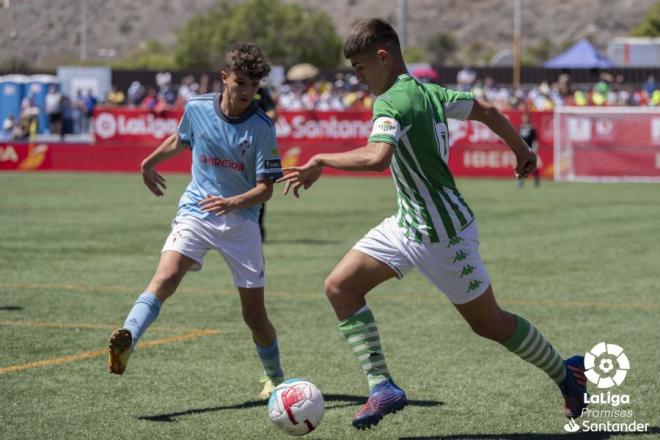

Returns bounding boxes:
[454,68,660,111]
[1,84,97,141]
[108,71,374,112]
[104,69,660,113]
[2,69,659,141]
[105,70,660,113]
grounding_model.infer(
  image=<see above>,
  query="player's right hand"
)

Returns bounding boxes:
[142,166,167,196]
[514,149,537,179]
[276,157,323,198]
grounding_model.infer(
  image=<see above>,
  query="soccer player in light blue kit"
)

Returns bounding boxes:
[108,43,286,399]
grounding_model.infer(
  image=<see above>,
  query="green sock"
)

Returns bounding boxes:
[504,315,566,384]
[338,307,390,389]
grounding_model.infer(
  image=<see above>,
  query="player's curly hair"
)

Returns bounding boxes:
[223,42,271,80]
[343,18,401,59]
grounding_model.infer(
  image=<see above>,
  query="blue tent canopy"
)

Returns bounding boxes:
[543,38,613,68]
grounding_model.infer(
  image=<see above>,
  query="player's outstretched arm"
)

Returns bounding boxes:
[140,133,187,196]
[467,99,536,178]
[277,142,393,198]
[199,179,274,216]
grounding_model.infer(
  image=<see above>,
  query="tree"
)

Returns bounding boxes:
[631,3,660,37]
[0,56,33,73]
[464,40,495,66]
[426,32,456,66]
[403,47,427,64]
[112,40,177,70]
[175,0,342,69]
[524,38,554,65]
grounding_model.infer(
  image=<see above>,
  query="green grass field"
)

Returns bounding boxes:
[1,172,659,440]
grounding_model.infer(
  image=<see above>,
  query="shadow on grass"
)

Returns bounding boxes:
[139,393,443,423]
[264,239,341,245]
[0,306,23,311]
[400,426,660,440]
[139,399,265,422]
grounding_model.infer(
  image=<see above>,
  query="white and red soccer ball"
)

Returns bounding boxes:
[267,379,325,436]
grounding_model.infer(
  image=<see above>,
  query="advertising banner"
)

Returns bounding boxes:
[555,109,660,180]
[92,107,554,178]
[0,143,191,172]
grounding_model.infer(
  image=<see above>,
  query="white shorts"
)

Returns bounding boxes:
[161,213,265,288]
[353,216,491,304]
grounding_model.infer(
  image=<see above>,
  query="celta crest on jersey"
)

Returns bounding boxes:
[238,131,252,158]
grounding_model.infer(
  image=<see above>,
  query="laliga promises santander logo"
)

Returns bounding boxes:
[584,342,630,389]
[562,343,649,434]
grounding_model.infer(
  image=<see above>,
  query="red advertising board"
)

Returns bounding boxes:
[0,142,191,172]
[93,108,181,146]
[91,107,554,178]
[6,108,658,180]
[91,108,373,147]
[556,110,660,180]
[275,111,372,147]
[573,146,660,178]
[445,111,554,178]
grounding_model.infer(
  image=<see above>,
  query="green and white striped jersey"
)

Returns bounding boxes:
[368,73,475,243]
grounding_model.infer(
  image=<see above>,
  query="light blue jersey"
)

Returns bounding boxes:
[177,93,283,223]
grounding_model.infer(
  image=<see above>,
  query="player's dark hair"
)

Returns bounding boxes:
[223,42,271,80]
[343,18,401,59]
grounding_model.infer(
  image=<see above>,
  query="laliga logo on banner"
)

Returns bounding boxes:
[95,112,117,139]
[584,342,629,389]
[93,112,178,139]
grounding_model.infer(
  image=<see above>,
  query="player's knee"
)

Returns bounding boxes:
[324,276,345,300]
[468,319,500,341]
[243,308,268,332]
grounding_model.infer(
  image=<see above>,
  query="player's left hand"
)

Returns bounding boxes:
[276,157,323,198]
[199,194,236,216]
[515,149,537,178]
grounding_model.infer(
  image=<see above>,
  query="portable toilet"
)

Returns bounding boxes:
[28,74,59,134]
[0,74,29,129]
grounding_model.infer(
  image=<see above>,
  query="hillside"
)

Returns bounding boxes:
[0,0,655,68]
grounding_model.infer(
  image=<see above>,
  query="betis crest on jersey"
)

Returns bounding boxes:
[371,117,400,139]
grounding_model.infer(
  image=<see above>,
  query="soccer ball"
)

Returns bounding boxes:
[267,379,325,436]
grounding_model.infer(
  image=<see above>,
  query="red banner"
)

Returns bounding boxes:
[94,107,553,177]
[9,108,659,180]
[0,142,191,172]
[573,146,660,178]
[446,111,554,178]
[93,108,181,146]
[275,111,371,147]
[556,110,660,180]
[275,110,554,178]
[92,108,374,146]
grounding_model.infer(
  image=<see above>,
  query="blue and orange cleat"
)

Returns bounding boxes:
[108,328,133,375]
[352,379,408,430]
[559,355,589,419]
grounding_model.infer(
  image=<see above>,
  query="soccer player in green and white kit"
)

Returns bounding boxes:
[279,18,588,429]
